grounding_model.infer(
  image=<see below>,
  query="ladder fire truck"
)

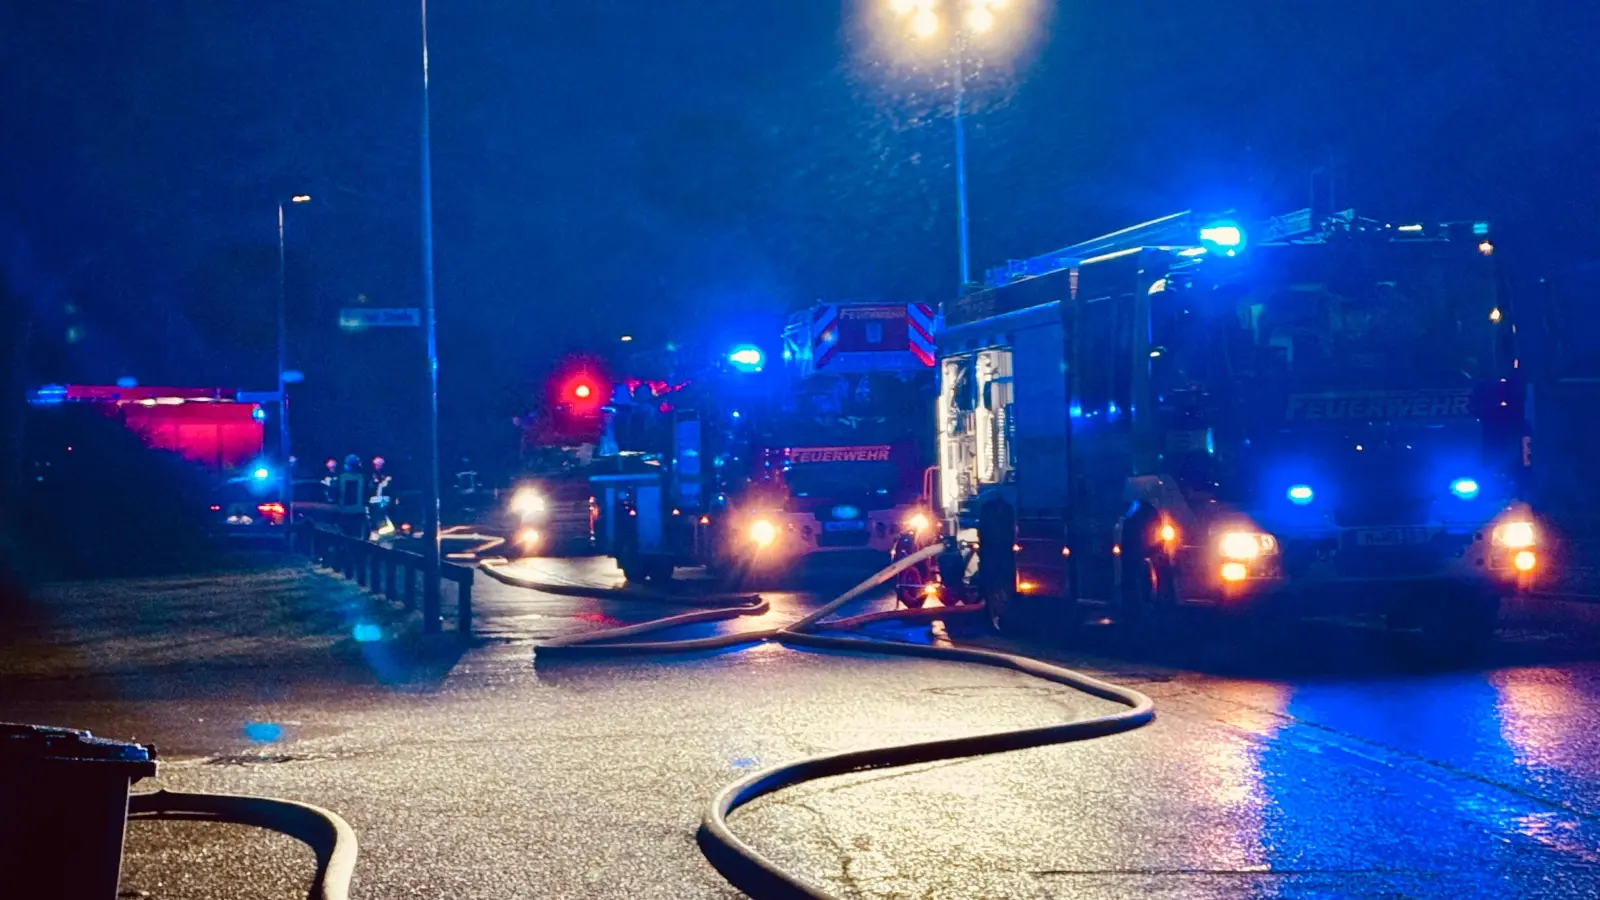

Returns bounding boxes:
[589,301,939,584]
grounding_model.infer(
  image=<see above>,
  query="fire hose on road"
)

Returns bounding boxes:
[478,558,765,609]
[102,548,1148,899]
[535,544,1157,899]
[126,789,358,900]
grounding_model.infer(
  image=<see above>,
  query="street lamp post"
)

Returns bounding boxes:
[419,0,444,632]
[952,53,970,288]
[889,0,1007,292]
[277,193,311,533]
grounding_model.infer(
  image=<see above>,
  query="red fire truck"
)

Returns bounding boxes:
[586,302,937,583]
[691,302,937,576]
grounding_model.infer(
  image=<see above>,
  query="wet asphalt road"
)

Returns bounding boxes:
[5,557,1600,899]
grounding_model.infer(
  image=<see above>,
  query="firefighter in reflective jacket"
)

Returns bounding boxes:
[321,458,339,504]
[368,456,396,538]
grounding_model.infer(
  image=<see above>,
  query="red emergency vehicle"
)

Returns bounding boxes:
[28,383,282,527]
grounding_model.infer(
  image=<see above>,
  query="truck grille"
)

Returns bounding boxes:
[818,530,871,548]
[1336,547,1445,578]
[1332,498,1431,527]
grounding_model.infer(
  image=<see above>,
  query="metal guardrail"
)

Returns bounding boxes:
[294,525,475,638]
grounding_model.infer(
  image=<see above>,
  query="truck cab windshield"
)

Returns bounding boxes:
[1216,240,1507,392]
[783,460,899,498]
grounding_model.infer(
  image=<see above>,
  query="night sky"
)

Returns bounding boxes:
[4,1,1596,468]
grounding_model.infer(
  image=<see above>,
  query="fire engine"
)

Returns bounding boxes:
[736,301,937,567]
[490,357,611,558]
[586,349,760,583]
[589,301,938,584]
[918,208,1535,656]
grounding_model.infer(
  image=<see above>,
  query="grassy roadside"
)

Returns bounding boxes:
[0,555,426,686]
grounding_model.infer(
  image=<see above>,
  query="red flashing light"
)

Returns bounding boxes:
[561,372,603,408]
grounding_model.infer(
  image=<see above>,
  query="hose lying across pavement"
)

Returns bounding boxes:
[534,544,1157,899]
[479,558,765,609]
[128,788,358,900]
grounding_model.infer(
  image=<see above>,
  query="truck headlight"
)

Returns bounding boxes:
[1493,520,1535,549]
[510,487,547,517]
[905,512,931,533]
[749,519,778,548]
[1219,531,1277,561]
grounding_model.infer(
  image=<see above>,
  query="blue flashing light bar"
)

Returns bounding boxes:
[728,345,765,373]
[30,384,68,406]
[1450,478,1480,500]
[1287,484,1314,505]
[1198,219,1246,256]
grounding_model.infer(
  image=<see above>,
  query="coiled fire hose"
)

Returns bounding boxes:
[128,789,358,900]
[119,546,1151,900]
[535,544,1157,899]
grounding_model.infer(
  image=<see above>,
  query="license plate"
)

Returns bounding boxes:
[824,521,866,532]
[1353,528,1431,547]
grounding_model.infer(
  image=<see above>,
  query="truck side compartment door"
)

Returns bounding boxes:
[1070,291,1135,601]
[1010,315,1071,596]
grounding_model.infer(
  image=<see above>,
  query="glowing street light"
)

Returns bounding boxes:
[886,0,1019,290]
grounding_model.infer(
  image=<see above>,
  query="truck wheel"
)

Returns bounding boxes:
[896,563,928,608]
[1119,556,1168,642]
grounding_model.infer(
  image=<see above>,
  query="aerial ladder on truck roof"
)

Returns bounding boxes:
[976,207,1383,293]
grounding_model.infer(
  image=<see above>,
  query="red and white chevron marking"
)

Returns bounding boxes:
[813,304,840,369]
[908,303,936,367]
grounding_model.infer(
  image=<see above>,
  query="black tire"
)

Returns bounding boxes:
[1119,556,1156,625]
[1119,556,1177,645]
[938,545,973,604]
[896,562,928,609]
